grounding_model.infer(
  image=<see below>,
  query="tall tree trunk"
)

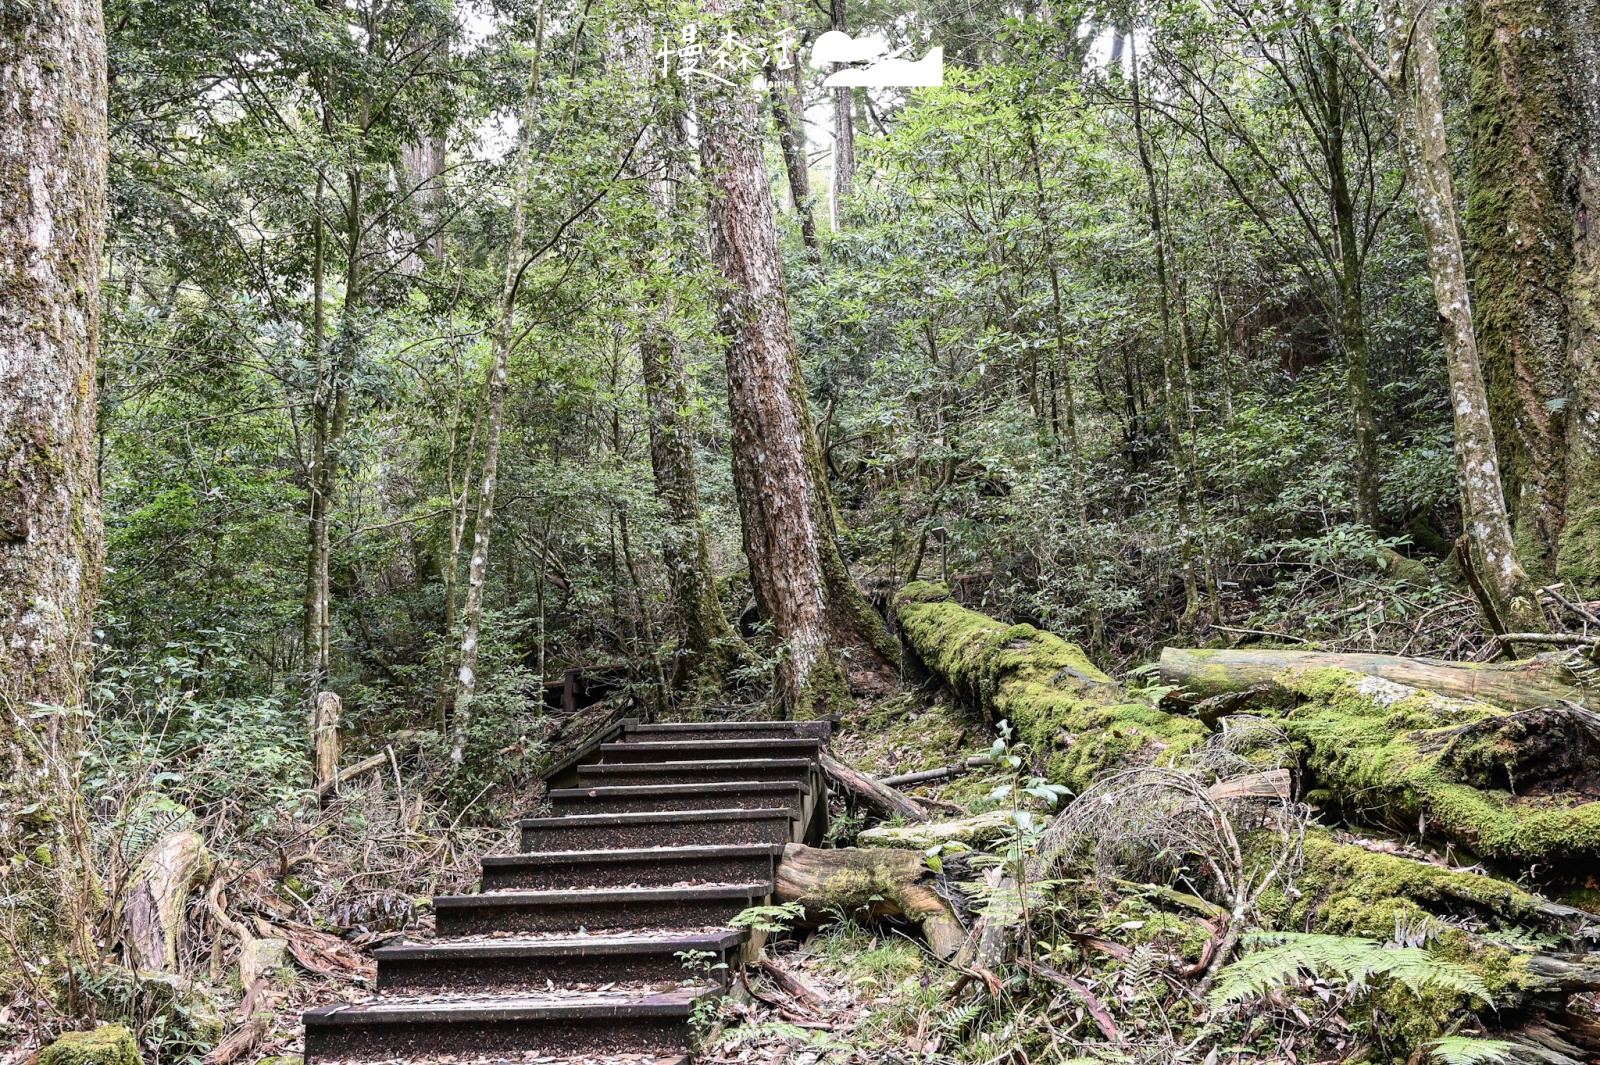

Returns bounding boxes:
[1466,0,1573,580]
[0,0,107,981]
[436,368,488,727]
[1379,0,1548,632]
[1319,27,1383,533]
[828,0,854,231]
[450,14,542,763]
[694,6,898,715]
[1560,0,1600,596]
[769,54,821,264]
[1130,40,1201,630]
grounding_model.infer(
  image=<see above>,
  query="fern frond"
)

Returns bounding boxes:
[1210,932,1491,1006]
[1425,1036,1519,1065]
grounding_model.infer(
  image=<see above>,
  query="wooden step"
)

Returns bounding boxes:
[625,720,831,743]
[596,738,821,764]
[576,758,813,787]
[375,929,747,992]
[434,884,770,936]
[482,844,781,891]
[302,987,711,1061]
[518,808,793,852]
[548,780,809,817]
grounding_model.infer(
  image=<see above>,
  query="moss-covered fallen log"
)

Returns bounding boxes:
[901,584,1600,872]
[774,843,965,958]
[1277,668,1600,870]
[1160,646,1593,711]
[895,581,1208,790]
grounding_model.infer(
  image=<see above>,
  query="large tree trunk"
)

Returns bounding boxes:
[0,0,107,980]
[694,6,898,716]
[1555,0,1600,599]
[1466,0,1576,581]
[1158,645,1592,710]
[1380,0,1547,633]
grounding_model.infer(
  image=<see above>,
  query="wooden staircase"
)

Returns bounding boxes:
[302,719,830,1063]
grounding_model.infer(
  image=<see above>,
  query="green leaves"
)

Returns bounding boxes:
[1209,932,1492,1007]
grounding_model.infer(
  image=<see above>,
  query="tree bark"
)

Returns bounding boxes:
[694,6,898,716]
[1379,0,1547,633]
[1554,0,1600,598]
[0,0,107,979]
[1157,645,1591,710]
[1466,0,1575,581]
[311,692,342,796]
[118,829,211,973]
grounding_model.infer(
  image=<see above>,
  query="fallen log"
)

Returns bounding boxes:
[1159,646,1592,711]
[859,810,1015,850]
[818,750,929,822]
[774,843,965,958]
[896,581,1208,790]
[1276,669,1600,869]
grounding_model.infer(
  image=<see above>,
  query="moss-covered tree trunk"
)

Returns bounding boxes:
[0,0,108,982]
[695,3,898,715]
[1381,0,1547,633]
[1554,0,1600,597]
[1467,0,1578,583]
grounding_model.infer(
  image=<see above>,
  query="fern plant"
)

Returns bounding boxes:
[1425,1036,1520,1065]
[1209,932,1491,1006]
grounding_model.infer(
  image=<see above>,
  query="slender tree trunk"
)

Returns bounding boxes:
[1380,0,1548,632]
[694,7,898,714]
[769,54,821,264]
[828,0,854,231]
[1320,30,1383,533]
[1130,40,1201,630]
[436,368,489,727]
[451,14,542,763]
[1466,0,1573,579]
[0,0,107,981]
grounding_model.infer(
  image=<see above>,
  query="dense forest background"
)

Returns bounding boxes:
[90,0,1589,821]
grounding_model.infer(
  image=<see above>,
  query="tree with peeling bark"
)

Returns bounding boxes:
[693,1,899,716]
[0,0,107,987]
[1342,0,1548,634]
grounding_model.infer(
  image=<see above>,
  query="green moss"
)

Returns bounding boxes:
[1556,503,1600,599]
[38,1026,139,1065]
[1277,669,1600,866]
[896,582,1207,790]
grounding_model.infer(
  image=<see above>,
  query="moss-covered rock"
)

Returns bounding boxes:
[38,1026,139,1065]
[895,582,1208,790]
